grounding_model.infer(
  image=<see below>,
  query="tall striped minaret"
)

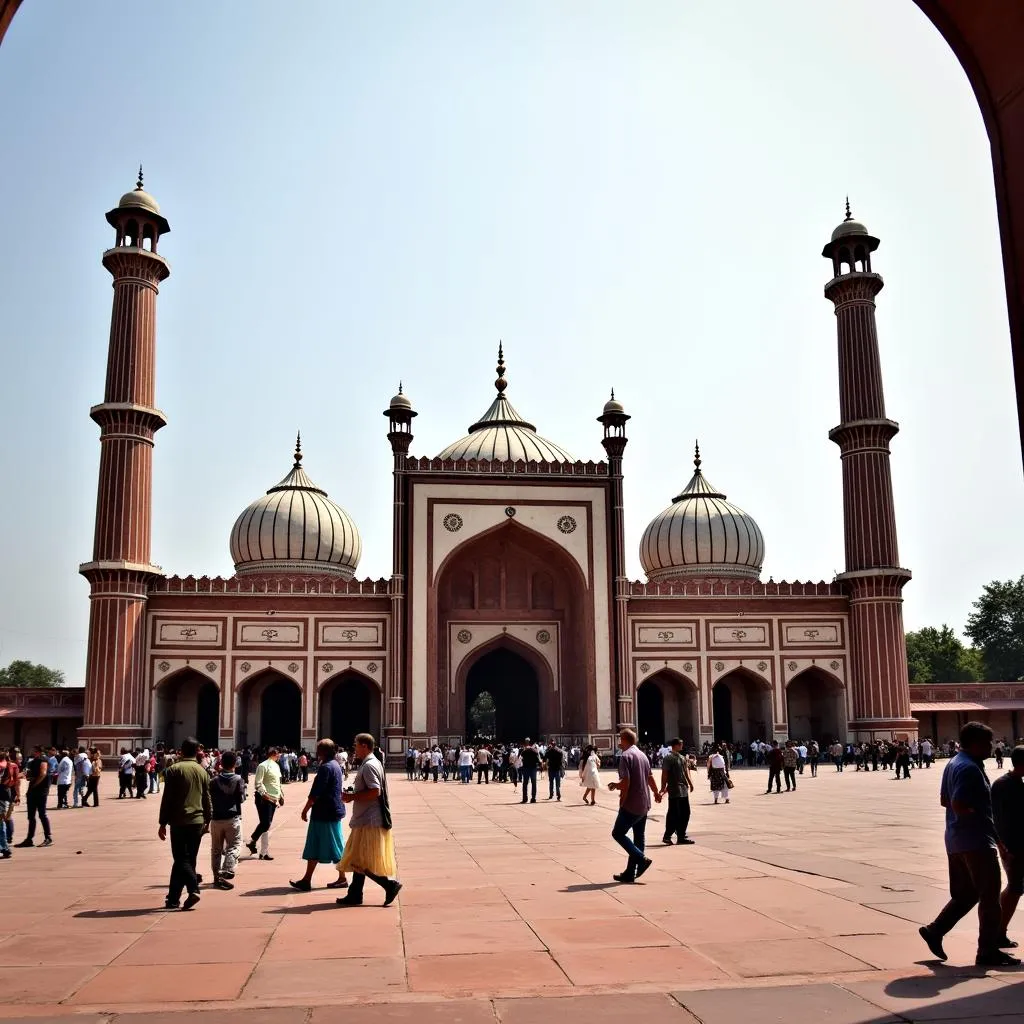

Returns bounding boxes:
[79,171,170,757]
[823,203,916,741]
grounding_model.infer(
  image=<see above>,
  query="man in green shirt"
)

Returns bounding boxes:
[158,736,212,910]
[660,738,695,845]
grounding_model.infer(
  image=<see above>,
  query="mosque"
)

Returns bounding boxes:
[77,178,918,761]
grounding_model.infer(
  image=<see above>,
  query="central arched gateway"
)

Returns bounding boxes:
[464,646,539,742]
[236,671,302,749]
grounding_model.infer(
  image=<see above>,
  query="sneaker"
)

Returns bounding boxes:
[182,892,201,911]
[164,899,180,910]
[975,950,1021,967]
[41,838,53,847]
[335,894,363,907]
[634,857,653,880]
[383,880,403,907]
[1,850,11,858]
[289,878,312,892]
[14,839,33,848]
[214,877,234,891]
[612,872,635,884]
[919,925,947,962]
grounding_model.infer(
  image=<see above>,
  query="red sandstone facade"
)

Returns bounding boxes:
[78,184,919,760]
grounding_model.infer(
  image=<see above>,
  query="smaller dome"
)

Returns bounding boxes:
[603,389,625,415]
[390,385,413,410]
[831,218,868,241]
[119,188,161,216]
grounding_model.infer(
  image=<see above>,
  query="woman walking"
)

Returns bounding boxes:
[85,749,102,806]
[579,745,601,805]
[707,744,730,805]
[290,739,347,892]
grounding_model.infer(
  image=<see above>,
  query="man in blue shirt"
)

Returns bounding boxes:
[920,721,1020,967]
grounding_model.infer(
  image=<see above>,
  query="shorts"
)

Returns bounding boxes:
[1001,848,1024,896]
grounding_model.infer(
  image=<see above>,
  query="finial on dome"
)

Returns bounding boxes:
[694,439,701,471]
[495,341,507,394]
[137,165,144,191]
[398,380,403,395]
[610,388,615,401]
[844,196,852,222]
[293,431,302,466]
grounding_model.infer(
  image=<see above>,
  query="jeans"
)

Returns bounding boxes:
[251,797,277,854]
[73,776,88,807]
[783,767,796,790]
[612,809,648,876]
[476,765,490,783]
[57,783,70,808]
[508,765,518,786]
[929,848,1003,955]
[767,768,782,792]
[520,768,537,803]
[167,824,204,904]
[26,787,51,841]
[0,799,9,853]
[149,770,159,793]
[897,759,912,779]
[663,796,691,841]
[460,765,472,783]
[548,771,561,799]
[809,757,818,777]
[85,776,100,806]
[210,817,242,877]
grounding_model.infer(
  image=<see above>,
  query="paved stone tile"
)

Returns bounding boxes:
[242,957,407,1000]
[496,992,698,1022]
[652,909,803,942]
[676,983,904,1023]
[110,926,275,965]
[0,931,140,966]
[404,918,543,956]
[69,963,252,1004]
[407,951,569,993]
[530,915,678,950]
[822,932,978,971]
[112,1010,308,1024]
[311,1002,497,1023]
[265,918,403,960]
[691,937,876,978]
[0,966,100,1004]
[844,974,1024,1020]
[509,891,635,919]
[552,945,728,986]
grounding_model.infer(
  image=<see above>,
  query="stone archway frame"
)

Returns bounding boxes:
[317,666,383,745]
[232,663,307,745]
[452,632,557,735]
[150,664,221,744]
[449,622,559,695]
[709,661,778,741]
[783,657,850,722]
[636,665,701,747]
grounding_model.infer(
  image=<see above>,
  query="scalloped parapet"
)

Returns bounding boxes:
[627,578,844,598]
[404,456,608,475]
[150,574,391,596]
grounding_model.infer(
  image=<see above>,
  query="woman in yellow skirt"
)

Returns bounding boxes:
[335,733,402,907]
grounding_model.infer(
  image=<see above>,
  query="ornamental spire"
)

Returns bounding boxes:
[293,431,302,466]
[495,341,507,394]
[694,439,701,471]
[137,165,144,191]
[844,196,852,222]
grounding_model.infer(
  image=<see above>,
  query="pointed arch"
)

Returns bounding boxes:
[151,667,220,749]
[713,667,774,744]
[637,667,700,749]
[234,668,302,749]
[319,668,381,750]
[786,666,847,743]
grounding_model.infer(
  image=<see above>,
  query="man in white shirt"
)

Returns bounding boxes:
[475,746,492,784]
[429,747,442,783]
[921,738,934,768]
[72,747,89,808]
[246,747,284,859]
[458,746,474,784]
[796,743,808,775]
[55,750,74,809]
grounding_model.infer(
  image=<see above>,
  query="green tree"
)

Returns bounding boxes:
[468,691,496,737]
[0,659,65,688]
[905,625,982,683]
[966,575,1024,681]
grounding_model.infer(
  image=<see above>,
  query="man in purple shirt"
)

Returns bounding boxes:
[920,721,1020,967]
[607,729,661,884]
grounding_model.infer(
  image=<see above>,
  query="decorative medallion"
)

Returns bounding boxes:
[788,661,798,671]
[731,629,748,641]
[830,660,840,671]
[442,513,464,533]
[261,628,280,642]
[657,630,675,642]
[322,662,334,673]
[457,629,472,644]
[240,661,252,674]
[714,661,725,672]
[367,662,378,673]
[179,627,198,641]
[504,506,516,517]
[287,662,300,673]
[536,629,551,644]
[639,662,650,674]
[683,662,693,673]
[339,629,358,642]
[556,515,577,534]
[158,660,170,673]
[757,660,768,672]
[205,661,217,673]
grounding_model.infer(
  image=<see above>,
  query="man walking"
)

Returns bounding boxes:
[335,733,402,908]
[16,746,53,847]
[608,729,661,883]
[475,745,491,784]
[158,737,211,911]
[782,741,798,791]
[72,747,89,808]
[660,738,695,845]
[766,741,783,794]
[919,722,1020,967]
[246,747,284,860]
[992,745,1024,950]
[544,742,564,801]
[0,747,16,858]
[209,750,244,890]
[519,739,540,804]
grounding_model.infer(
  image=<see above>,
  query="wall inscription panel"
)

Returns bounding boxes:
[632,622,698,648]
[780,621,843,648]
[236,622,303,647]
[708,622,770,648]
[319,623,383,647]
[156,622,221,645]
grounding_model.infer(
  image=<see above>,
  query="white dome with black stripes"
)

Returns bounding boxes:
[639,444,764,582]
[229,437,361,578]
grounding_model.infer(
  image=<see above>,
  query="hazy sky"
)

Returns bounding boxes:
[0,1,1019,680]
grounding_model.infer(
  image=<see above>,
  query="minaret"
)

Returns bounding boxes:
[79,171,171,756]
[384,381,417,750]
[598,391,631,733]
[822,202,916,740]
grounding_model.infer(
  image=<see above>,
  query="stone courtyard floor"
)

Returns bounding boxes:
[1,763,1023,1022]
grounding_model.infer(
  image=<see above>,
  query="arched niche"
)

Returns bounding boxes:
[235,669,302,750]
[152,668,220,749]
[637,669,699,749]
[786,666,847,743]
[712,667,774,744]
[319,669,381,752]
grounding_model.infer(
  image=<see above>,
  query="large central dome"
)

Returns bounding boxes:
[639,444,764,581]
[436,345,575,463]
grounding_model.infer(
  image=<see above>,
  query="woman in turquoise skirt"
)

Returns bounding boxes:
[289,739,347,891]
